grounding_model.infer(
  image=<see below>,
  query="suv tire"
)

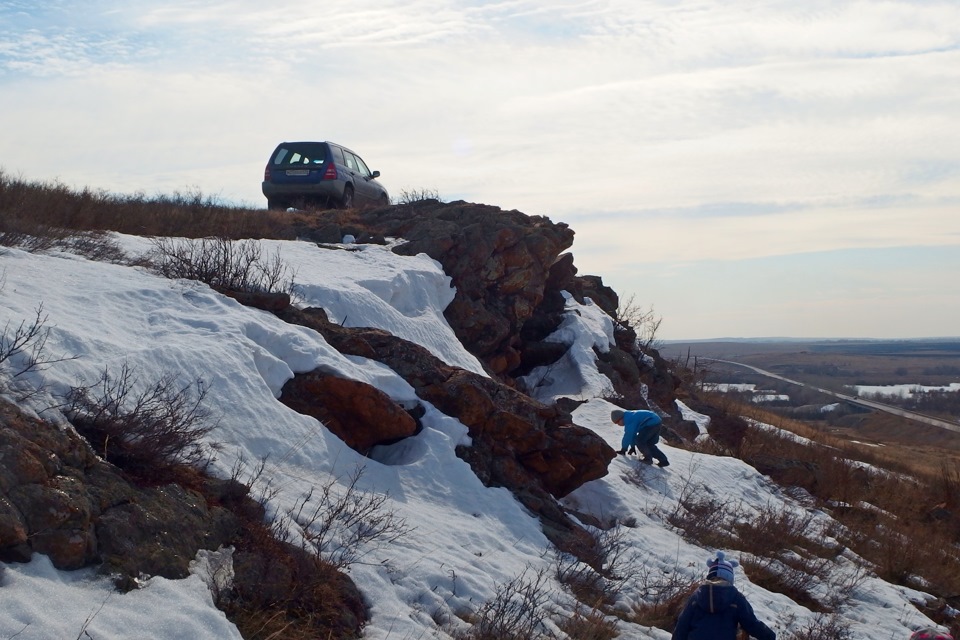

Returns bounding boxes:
[340,185,355,209]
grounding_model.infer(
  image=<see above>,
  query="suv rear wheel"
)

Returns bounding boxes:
[340,185,355,209]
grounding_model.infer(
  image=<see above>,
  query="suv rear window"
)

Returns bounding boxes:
[272,143,328,166]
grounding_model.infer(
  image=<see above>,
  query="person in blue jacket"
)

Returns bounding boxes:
[672,552,776,640]
[610,408,669,467]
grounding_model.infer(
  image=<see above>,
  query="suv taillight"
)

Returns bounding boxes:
[263,165,271,181]
[322,163,338,181]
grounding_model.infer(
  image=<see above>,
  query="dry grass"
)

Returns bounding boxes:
[147,236,296,295]
[681,391,960,619]
[557,605,619,640]
[0,171,317,241]
[223,513,368,640]
[62,363,218,482]
[452,568,552,640]
[780,613,853,640]
[627,567,698,631]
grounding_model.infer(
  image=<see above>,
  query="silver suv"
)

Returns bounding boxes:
[262,141,389,210]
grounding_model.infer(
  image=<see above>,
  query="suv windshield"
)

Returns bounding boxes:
[272,142,327,166]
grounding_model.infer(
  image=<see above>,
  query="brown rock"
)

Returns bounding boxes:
[279,371,419,452]
[0,496,28,549]
[213,287,292,312]
[96,483,240,580]
[321,201,575,375]
[276,306,616,500]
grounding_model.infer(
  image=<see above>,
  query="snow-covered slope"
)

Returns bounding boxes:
[0,236,946,638]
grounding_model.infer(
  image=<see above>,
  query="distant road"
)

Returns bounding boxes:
[708,359,960,435]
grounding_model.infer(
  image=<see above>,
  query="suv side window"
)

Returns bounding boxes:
[343,151,359,172]
[353,155,372,177]
[329,145,344,165]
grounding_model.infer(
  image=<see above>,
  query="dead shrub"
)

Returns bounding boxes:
[666,485,739,550]
[0,222,65,252]
[147,236,295,295]
[0,213,126,261]
[628,566,698,631]
[278,466,412,570]
[684,435,733,457]
[935,460,960,512]
[395,187,441,204]
[0,171,305,239]
[733,503,837,560]
[741,554,829,612]
[454,567,552,640]
[63,363,218,480]
[0,303,79,400]
[613,294,662,353]
[819,558,870,611]
[557,604,619,640]
[731,501,848,610]
[555,552,617,610]
[687,393,751,453]
[217,455,370,639]
[55,230,128,262]
[781,612,853,640]
[554,520,644,622]
[620,463,650,489]
[222,510,368,639]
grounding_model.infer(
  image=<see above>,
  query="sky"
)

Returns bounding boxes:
[1,1,959,339]
[0,235,950,638]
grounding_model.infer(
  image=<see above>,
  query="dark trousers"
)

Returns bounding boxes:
[634,425,668,465]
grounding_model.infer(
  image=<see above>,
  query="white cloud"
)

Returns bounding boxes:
[2,0,959,337]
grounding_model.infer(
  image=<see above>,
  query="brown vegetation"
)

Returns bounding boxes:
[677,390,960,635]
[0,171,302,241]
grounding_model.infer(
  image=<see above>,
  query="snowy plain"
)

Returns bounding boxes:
[850,383,960,399]
[0,235,949,639]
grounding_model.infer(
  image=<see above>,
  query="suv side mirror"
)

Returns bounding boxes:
[371,170,380,178]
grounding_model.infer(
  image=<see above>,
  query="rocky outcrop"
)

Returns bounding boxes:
[296,201,576,376]
[289,200,684,414]
[0,396,369,632]
[275,305,616,564]
[0,399,241,576]
[278,306,613,496]
[0,200,681,608]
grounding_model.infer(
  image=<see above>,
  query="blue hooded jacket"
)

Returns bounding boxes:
[620,409,661,451]
[672,582,776,640]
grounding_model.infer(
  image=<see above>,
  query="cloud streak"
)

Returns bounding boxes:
[1,0,958,338]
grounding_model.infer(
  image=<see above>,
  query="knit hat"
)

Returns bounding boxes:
[610,409,625,422]
[706,552,738,584]
[910,629,954,640]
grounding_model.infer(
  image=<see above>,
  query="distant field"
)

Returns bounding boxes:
[660,339,960,386]
[659,338,960,457]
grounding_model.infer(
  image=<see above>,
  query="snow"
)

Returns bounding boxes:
[850,382,960,399]
[0,236,949,638]
[702,383,789,403]
[519,291,617,402]
[0,554,242,640]
[676,400,710,441]
[703,383,756,393]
